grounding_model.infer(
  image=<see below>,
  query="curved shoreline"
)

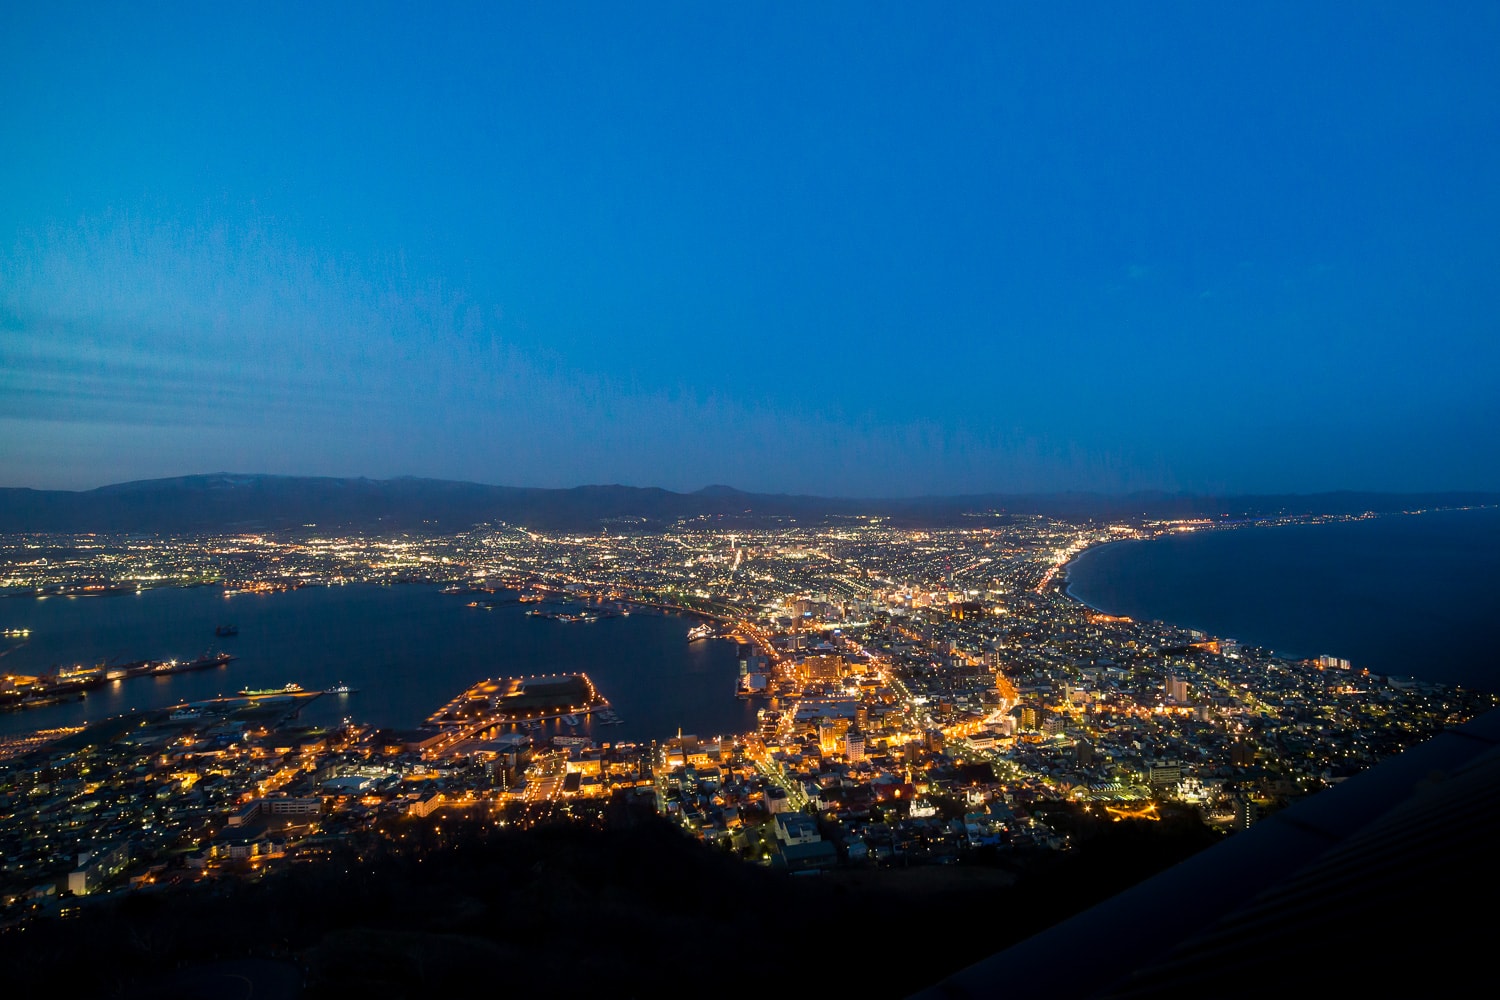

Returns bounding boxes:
[1054,507,1500,687]
[1057,510,1403,617]
[1059,538,1125,615]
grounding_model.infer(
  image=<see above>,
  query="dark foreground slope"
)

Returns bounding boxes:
[1,810,1216,1000]
[923,707,1500,999]
[2,473,1492,533]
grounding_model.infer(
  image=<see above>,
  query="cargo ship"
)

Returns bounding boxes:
[0,651,235,712]
[528,609,603,623]
[0,691,83,712]
[238,682,304,697]
[158,652,235,674]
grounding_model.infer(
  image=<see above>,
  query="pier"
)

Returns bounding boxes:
[422,672,614,758]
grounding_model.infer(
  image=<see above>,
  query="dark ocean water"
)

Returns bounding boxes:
[1065,507,1500,690]
[0,585,756,741]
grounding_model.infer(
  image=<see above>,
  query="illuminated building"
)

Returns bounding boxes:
[819,717,852,755]
[796,654,846,683]
[66,842,130,896]
[1166,674,1190,702]
[774,812,821,846]
[1148,762,1182,794]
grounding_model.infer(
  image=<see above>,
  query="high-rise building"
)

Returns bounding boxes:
[819,717,851,755]
[1148,761,1182,794]
[1166,674,1190,703]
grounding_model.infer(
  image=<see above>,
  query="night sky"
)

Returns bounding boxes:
[3,3,1497,496]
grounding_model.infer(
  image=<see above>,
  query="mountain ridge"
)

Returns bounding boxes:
[0,474,1494,534]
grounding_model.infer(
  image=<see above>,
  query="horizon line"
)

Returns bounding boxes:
[4,471,1500,503]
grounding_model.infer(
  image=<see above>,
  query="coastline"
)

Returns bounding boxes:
[0,582,755,741]
[1059,538,1121,615]
[1058,508,1407,618]
[1056,507,1500,689]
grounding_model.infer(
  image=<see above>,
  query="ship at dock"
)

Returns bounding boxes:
[0,691,83,712]
[238,682,303,697]
[175,652,235,672]
[687,623,714,641]
[527,608,608,623]
[113,651,235,680]
[0,651,234,712]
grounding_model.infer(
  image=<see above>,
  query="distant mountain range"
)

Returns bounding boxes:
[0,474,1493,534]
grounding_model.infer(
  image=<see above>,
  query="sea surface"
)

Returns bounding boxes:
[0,585,757,741]
[1065,507,1500,690]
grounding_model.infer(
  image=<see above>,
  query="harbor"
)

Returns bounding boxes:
[0,583,755,742]
[0,652,236,713]
[422,672,620,757]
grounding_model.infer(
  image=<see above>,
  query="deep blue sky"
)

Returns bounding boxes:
[2,3,1497,496]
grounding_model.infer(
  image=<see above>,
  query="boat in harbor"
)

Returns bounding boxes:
[324,683,355,695]
[154,651,235,674]
[0,691,84,712]
[238,682,303,697]
[688,623,714,641]
[529,609,603,623]
[562,713,580,726]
